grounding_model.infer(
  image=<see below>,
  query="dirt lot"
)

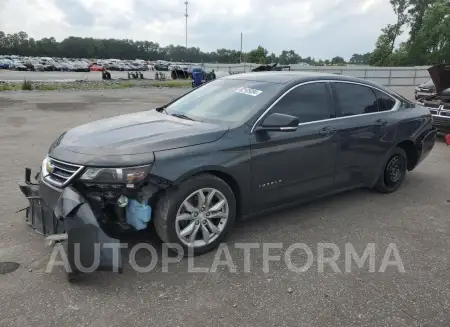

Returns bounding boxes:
[1,87,449,327]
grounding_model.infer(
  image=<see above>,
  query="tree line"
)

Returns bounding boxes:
[0,0,448,67]
[0,31,353,66]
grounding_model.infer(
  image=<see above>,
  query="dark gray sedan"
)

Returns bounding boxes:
[19,71,437,280]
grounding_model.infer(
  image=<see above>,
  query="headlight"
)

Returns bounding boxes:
[80,165,151,187]
[41,156,50,178]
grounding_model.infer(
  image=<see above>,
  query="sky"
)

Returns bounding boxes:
[0,0,402,60]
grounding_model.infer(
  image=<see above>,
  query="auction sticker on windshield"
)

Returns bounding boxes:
[235,87,263,96]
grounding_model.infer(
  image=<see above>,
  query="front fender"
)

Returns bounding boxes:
[151,138,253,215]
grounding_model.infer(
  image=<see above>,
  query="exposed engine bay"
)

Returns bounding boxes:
[18,157,171,280]
[418,64,450,104]
[416,64,450,133]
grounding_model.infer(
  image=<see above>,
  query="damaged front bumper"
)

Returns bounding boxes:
[18,168,123,275]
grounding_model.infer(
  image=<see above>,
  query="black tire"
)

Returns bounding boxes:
[374,147,407,194]
[153,174,236,256]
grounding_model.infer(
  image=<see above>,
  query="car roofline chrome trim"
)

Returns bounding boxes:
[250,79,401,133]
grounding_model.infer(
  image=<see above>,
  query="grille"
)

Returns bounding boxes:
[44,157,84,187]
[432,115,450,127]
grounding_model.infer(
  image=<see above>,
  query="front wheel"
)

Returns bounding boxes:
[154,174,236,256]
[374,147,407,194]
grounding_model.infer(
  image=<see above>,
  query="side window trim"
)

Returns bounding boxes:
[325,82,337,119]
[251,80,401,133]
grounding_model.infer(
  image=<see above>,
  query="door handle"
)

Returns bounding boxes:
[375,119,388,126]
[319,126,336,136]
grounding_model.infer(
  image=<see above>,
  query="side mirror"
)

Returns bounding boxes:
[255,113,299,132]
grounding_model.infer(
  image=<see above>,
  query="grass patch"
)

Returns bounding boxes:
[21,79,33,91]
[35,83,59,91]
[0,83,20,91]
[0,79,192,92]
[151,80,192,88]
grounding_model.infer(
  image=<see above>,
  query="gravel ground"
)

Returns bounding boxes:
[0,86,449,327]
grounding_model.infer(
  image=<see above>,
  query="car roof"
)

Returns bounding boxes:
[222,71,382,87]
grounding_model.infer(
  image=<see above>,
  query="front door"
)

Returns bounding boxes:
[250,82,339,211]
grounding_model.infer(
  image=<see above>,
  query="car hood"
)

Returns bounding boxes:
[49,110,228,166]
[428,64,450,93]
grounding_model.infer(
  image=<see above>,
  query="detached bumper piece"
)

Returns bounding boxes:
[18,168,123,280]
[18,168,64,235]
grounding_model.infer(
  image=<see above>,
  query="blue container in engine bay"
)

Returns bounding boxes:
[126,199,152,230]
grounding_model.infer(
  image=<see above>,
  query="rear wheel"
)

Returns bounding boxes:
[374,147,407,194]
[154,174,236,256]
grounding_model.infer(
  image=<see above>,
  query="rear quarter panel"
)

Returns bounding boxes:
[376,104,434,179]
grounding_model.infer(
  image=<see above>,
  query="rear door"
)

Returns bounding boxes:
[250,82,339,211]
[330,82,397,188]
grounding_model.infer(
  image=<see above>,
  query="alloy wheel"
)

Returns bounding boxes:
[175,188,229,247]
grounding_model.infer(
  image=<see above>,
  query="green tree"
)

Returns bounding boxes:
[349,53,371,65]
[247,46,268,64]
[278,50,301,65]
[370,0,408,66]
[331,56,346,65]
[409,0,450,64]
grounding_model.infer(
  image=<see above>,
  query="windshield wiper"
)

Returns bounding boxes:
[171,113,195,121]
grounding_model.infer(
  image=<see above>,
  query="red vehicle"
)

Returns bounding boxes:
[90,64,104,72]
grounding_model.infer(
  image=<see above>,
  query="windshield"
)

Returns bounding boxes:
[164,79,283,124]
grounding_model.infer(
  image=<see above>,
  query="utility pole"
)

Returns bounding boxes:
[184,1,188,49]
[240,32,243,63]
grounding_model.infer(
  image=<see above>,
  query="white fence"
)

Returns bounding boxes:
[199,63,431,87]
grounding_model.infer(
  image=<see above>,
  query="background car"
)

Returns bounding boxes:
[415,79,436,100]
[90,64,104,71]
[60,62,75,71]
[13,62,27,71]
[0,59,12,69]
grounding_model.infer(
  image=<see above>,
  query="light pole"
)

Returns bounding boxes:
[184,1,188,49]
[240,32,243,63]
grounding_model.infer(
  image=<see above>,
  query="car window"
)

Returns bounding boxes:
[333,83,378,116]
[269,82,332,124]
[164,79,284,124]
[373,89,396,111]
